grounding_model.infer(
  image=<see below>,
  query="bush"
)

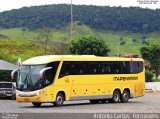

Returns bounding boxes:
[145,70,154,82]
[0,70,12,82]
[77,21,82,25]
[120,41,125,45]
[132,38,137,43]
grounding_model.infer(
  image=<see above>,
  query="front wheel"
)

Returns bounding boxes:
[121,90,130,103]
[54,93,64,107]
[32,102,42,107]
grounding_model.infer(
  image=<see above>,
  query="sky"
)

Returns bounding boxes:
[0,0,160,12]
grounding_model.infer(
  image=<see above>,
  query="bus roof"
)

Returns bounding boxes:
[22,55,144,65]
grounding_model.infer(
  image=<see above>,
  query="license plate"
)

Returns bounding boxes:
[24,98,29,102]
[6,94,12,96]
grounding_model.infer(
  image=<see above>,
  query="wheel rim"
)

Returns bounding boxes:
[114,93,119,102]
[57,96,63,104]
[123,92,129,101]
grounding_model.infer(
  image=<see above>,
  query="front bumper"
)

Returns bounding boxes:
[16,95,44,102]
[0,92,15,98]
[16,90,45,102]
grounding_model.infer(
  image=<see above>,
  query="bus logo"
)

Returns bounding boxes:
[113,76,138,81]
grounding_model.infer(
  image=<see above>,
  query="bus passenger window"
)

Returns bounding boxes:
[88,63,97,74]
[44,69,53,85]
[101,63,111,74]
[129,61,143,74]
[45,62,59,84]
[75,62,83,74]
[112,62,120,74]
[59,63,68,78]
[59,62,77,78]
[121,61,131,74]
[77,62,87,75]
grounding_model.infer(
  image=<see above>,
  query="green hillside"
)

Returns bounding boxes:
[0,4,160,33]
[0,28,37,40]
[0,23,160,64]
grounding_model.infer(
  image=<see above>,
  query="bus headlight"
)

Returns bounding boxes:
[16,90,45,97]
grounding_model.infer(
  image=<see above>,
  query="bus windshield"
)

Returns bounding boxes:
[17,62,59,91]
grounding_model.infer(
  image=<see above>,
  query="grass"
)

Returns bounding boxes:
[97,31,146,56]
[0,23,160,63]
[152,79,160,82]
[0,28,37,41]
[0,39,59,63]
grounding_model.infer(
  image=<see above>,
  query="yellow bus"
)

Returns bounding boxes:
[12,55,145,107]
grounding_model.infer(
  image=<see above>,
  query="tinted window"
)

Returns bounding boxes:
[45,61,60,84]
[101,62,111,74]
[130,61,144,73]
[59,61,144,78]
[0,83,13,88]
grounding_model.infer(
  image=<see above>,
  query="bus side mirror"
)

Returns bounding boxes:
[39,67,52,79]
[11,69,19,80]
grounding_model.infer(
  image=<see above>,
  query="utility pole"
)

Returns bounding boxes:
[61,0,73,54]
[70,0,73,41]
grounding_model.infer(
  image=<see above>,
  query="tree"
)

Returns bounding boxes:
[140,44,160,79]
[0,4,159,33]
[0,70,12,82]
[69,35,110,56]
[37,27,52,55]
[145,70,154,82]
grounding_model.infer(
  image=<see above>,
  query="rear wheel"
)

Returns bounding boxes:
[32,102,42,107]
[54,93,64,106]
[111,90,121,103]
[121,90,130,103]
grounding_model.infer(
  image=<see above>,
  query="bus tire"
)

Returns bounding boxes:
[121,90,130,103]
[112,90,121,103]
[32,102,42,107]
[89,99,100,104]
[54,93,64,107]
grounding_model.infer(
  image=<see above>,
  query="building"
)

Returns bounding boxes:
[0,59,18,71]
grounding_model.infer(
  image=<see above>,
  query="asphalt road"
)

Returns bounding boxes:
[0,93,160,119]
